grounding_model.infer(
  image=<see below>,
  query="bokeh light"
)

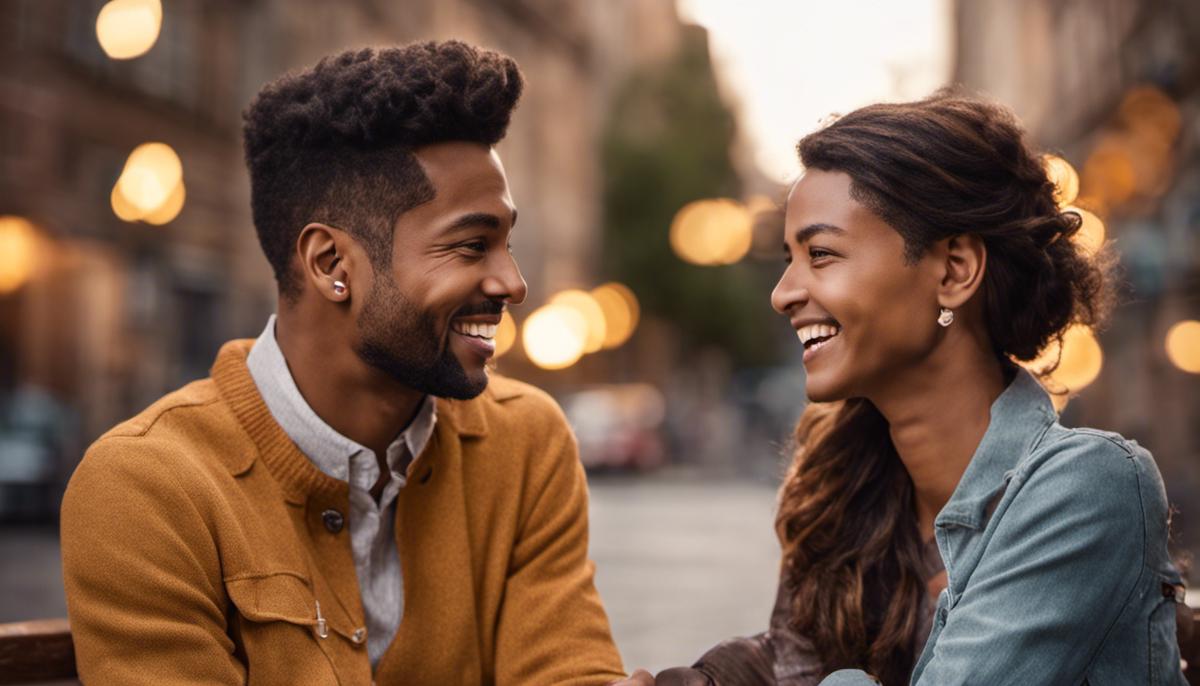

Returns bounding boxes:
[1043,155,1079,208]
[1027,325,1104,394]
[1118,85,1182,147]
[670,198,753,266]
[141,179,186,225]
[495,311,517,358]
[95,0,163,60]
[550,289,608,353]
[522,304,587,370]
[1065,206,1105,254]
[1082,139,1137,207]
[112,142,185,225]
[0,216,41,294]
[1165,320,1200,374]
[591,282,640,349]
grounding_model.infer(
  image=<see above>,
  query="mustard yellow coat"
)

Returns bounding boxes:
[61,340,625,685]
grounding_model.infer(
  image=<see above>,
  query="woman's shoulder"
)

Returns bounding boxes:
[1021,421,1152,479]
[1010,421,1168,533]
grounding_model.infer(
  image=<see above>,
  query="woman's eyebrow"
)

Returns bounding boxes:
[794,222,846,244]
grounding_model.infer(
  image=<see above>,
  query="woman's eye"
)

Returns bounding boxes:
[809,247,834,260]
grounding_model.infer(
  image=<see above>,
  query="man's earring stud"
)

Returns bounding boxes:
[333,280,347,296]
[937,307,954,327]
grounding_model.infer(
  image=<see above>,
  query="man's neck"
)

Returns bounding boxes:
[274,313,425,460]
[870,333,1008,540]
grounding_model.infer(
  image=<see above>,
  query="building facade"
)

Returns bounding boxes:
[0,0,691,512]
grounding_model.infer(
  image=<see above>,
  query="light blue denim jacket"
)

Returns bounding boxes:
[822,368,1186,686]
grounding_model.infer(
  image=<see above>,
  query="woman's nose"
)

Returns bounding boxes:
[771,265,807,316]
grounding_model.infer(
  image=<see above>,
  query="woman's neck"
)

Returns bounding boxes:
[870,333,1009,540]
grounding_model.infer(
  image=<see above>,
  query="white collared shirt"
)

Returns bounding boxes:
[246,315,436,668]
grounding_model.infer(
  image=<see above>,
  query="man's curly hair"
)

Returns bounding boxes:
[242,41,524,299]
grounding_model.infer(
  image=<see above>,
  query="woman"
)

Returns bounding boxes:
[658,92,1187,685]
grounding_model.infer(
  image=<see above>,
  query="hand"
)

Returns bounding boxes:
[654,667,713,685]
[608,668,654,685]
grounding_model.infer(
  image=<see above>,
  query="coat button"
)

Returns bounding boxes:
[322,509,344,533]
[352,627,367,644]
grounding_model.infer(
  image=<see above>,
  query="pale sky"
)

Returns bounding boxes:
[676,0,953,184]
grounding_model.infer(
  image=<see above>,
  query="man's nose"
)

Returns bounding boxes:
[483,252,527,305]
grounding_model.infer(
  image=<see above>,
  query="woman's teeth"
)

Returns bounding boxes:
[797,323,840,348]
[452,321,497,340]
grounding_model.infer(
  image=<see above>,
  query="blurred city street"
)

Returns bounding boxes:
[0,474,781,673]
[1,0,1198,681]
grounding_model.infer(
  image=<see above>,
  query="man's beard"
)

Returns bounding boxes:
[353,276,486,400]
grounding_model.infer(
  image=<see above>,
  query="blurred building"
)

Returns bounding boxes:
[954,0,1200,559]
[0,0,699,515]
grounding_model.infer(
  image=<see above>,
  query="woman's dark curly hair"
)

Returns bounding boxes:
[242,41,524,299]
[775,91,1116,684]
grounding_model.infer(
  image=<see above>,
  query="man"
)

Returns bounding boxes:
[62,41,645,685]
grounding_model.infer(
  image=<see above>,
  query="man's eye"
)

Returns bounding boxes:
[462,240,487,253]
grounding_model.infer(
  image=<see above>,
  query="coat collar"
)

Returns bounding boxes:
[210,339,523,485]
[934,367,1057,532]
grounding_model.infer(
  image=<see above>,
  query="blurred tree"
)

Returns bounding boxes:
[602,25,782,366]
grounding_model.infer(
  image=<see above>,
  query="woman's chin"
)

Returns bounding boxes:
[803,377,849,404]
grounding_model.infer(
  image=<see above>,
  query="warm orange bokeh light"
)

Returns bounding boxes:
[141,179,186,225]
[522,304,587,370]
[1027,325,1104,395]
[1082,140,1137,207]
[670,198,753,266]
[494,311,517,358]
[0,216,42,294]
[112,142,185,225]
[1165,320,1200,374]
[1043,155,1079,208]
[1064,206,1105,255]
[591,282,640,349]
[550,289,608,353]
[96,0,162,60]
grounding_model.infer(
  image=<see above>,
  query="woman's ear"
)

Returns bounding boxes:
[937,234,987,310]
[296,222,352,302]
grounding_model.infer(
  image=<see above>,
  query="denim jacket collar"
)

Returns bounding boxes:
[933,367,1057,532]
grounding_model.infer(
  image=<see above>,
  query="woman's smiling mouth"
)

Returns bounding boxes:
[796,322,841,364]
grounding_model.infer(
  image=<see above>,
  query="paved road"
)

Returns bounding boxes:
[588,475,781,673]
[0,476,782,676]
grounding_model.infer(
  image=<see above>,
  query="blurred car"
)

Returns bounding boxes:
[562,383,667,472]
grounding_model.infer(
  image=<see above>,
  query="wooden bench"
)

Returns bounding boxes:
[0,619,76,685]
[0,610,1198,684]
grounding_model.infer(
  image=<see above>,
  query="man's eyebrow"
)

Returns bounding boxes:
[440,209,518,235]
[793,223,846,244]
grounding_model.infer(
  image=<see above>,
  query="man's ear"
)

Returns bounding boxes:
[937,233,987,310]
[296,223,352,302]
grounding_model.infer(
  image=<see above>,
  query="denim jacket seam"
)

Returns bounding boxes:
[1067,426,1137,458]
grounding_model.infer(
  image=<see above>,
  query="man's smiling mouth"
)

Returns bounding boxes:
[451,321,497,341]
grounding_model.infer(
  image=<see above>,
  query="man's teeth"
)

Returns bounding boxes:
[797,323,841,346]
[452,321,497,339]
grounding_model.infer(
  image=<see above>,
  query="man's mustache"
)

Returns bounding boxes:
[455,300,505,317]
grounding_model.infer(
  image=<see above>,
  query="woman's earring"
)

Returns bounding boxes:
[333,280,347,296]
[937,307,954,327]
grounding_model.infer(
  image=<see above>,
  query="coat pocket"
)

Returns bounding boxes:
[225,571,340,686]
[226,571,319,627]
